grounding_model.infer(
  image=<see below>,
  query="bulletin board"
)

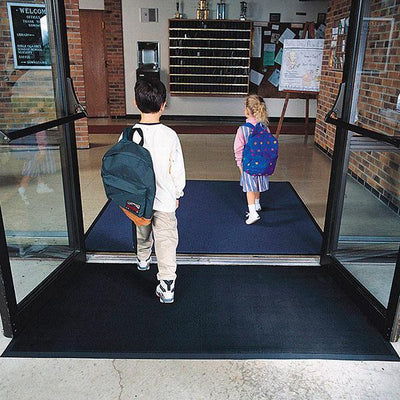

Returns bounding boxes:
[249,22,325,99]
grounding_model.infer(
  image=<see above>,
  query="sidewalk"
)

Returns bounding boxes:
[0,334,399,400]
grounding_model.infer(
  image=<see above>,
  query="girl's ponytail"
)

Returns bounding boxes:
[245,94,269,125]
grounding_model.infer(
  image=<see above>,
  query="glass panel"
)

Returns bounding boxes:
[0,0,60,134]
[0,127,73,303]
[351,1,399,137]
[335,142,400,308]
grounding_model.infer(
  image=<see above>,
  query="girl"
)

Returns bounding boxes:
[234,94,269,225]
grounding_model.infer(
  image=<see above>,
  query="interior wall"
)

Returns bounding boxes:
[79,0,104,10]
[121,0,329,117]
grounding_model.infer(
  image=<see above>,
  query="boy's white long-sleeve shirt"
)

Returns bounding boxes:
[119,123,186,212]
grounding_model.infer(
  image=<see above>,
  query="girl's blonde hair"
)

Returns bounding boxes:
[246,94,268,125]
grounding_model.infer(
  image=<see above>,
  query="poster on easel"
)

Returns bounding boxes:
[279,39,324,92]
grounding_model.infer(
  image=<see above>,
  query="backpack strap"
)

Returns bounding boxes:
[249,122,271,133]
[122,126,144,146]
[243,122,254,130]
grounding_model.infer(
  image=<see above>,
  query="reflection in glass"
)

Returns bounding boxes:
[0,0,57,134]
[336,144,400,308]
[352,2,399,137]
[0,129,72,303]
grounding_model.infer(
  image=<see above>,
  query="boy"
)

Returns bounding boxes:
[130,79,185,303]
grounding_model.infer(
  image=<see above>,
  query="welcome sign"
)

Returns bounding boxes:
[7,2,51,69]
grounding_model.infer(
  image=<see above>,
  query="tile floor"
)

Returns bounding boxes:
[1,132,400,399]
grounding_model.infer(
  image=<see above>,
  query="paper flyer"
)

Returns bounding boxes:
[274,48,283,65]
[268,69,280,87]
[271,33,280,44]
[250,69,264,86]
[279,28,296,44]
[252,26,262,57]
[263,43,276,66]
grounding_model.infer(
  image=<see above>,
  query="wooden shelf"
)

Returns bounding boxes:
[169,19,252,96]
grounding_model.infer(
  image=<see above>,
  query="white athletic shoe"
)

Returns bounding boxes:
[137,256,151,271]
[36,183,54,194]
[245,212,260,225]
[156,280,175,303]
[255,204,262,212]
[18,187,30,205]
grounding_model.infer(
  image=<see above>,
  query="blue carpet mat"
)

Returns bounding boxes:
[85,181,322,255]
[3,263,398,360]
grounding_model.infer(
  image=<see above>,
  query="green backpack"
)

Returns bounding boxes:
[101,127,155,225]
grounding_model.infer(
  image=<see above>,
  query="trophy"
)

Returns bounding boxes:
[216,0,226,20]
[196,0,210,20]
[174,2,183,19]
[240,1,247,20]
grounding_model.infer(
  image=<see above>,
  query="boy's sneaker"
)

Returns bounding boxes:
[156,280,175,303]
[245,212,260,225]
[137,256,151,271]
[36,182,54,194]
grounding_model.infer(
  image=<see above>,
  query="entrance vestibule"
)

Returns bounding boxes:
[0,0,399,350]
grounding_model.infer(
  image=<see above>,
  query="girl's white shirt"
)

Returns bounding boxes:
[119,123,186,212]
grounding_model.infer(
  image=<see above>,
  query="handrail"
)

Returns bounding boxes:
[325,81,400,148]
[325,111,400,149]
[1,111,87,143]
[1,77,87,143]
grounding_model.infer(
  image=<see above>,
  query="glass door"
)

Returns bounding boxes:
[0,0,86,337]
[323,0,400,340]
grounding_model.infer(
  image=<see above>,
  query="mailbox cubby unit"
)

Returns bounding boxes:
[169,19,252,96]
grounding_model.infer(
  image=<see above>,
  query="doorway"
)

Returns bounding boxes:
[80,9,109,117]
[0,0,399,347]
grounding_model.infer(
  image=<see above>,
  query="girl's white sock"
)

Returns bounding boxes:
[248,204,257,215]
[255,199,260,207]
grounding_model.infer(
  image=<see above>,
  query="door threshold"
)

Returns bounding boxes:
[86,252,321,266]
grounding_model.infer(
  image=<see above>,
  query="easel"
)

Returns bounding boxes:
[275,22,318,140]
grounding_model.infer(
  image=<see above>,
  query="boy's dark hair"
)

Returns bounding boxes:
[134,79,166,113]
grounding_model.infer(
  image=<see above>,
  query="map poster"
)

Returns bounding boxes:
[7,3,51,69]
[279,39,324,92]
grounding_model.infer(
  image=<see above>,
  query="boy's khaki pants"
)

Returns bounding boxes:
[136,210,178,281]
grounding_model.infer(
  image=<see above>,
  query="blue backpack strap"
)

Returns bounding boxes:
[243,122,254,130]
[122,126,133,141]
[122,126,144,146]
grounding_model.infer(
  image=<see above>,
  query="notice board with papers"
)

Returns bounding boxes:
[250,22,306,99]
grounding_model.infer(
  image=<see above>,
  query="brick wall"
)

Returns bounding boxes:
[104,0,125,116]
[315,0,400,213]
[314,0,351,154]
[65,0,89,148]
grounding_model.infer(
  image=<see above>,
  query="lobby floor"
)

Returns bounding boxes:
[78,132,331,232]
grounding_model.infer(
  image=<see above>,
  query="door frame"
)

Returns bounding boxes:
[0,0,86,337]
[321,0,400,340]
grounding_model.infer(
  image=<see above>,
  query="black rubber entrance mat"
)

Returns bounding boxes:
[3,264,398,360]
